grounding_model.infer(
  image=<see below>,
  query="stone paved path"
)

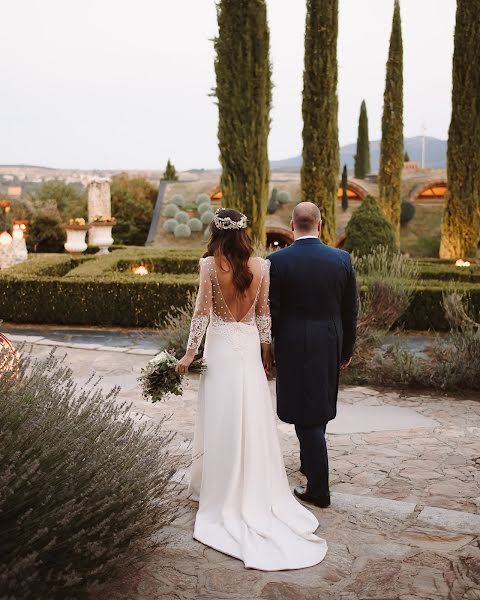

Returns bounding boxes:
[14,338,480,600]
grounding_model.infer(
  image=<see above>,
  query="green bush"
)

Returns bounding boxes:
[400,201,416,226]
[344,196,396,256]
[0,350,180,600]
[169,194,185,208]
[267,188,279,214]
[277,190,291,205]
[27,214,66,253]
[188,218,203,232]
[196,193,211,206]
[2,254,86,277]
[164,203,179,218]
[198,202,212,215]
[163,218,178,233]
[201,211,215,225]
[174,223,191,238]
[204,226,212,239]
[175,211,189,224]
[110,174,157,246]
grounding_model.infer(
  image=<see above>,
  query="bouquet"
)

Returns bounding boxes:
[140,350,206,403]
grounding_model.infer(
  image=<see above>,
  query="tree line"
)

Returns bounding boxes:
[214,0,479,259]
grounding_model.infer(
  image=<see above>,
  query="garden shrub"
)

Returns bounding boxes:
[204,226,212,239]
[27,213,66,253]
[400,201,416,226]
[163,218,178,233]
[267,188,279,214]
[110,175,157,246]
[198,202,212,215]
[277,190,291,205]
[164,203,179,218]
[344,196,396,256]
[175,211,189,224]
[174,223,191,238]
[0,350,181,600]
[201,211,215,225]
[161,291,199,356]
[170,194,185,208]
[188,218,203,232]
[196,194,210,206]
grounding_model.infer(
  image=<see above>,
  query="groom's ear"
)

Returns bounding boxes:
[290,220,294,232]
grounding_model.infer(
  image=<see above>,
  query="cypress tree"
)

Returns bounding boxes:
[440,0,480,259]
[404,151,410,162]
[354,100,371,179]
[214,0,272,245]
[162,159,178,181]
[378,0,404,246]
[341,165,349,212]
[301,0,339,246]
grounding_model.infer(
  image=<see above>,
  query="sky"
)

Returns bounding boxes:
[0,0,455,171]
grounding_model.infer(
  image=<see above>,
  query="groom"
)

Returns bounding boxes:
[268,202,358,508]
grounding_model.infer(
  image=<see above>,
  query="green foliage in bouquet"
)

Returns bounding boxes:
[140,350,206,403]
[0,349,181,600]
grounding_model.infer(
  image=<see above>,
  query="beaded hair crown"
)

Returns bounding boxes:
[213,208,248,230]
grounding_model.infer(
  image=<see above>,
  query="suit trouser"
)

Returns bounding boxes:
[295,423,329,498]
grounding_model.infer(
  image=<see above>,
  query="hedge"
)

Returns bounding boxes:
[0,273,198,327]
[415,263,480,283]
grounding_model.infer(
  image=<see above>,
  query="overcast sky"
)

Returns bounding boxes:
[0,0,455,171]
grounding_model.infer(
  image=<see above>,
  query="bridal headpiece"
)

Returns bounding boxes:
[214,209,248,230]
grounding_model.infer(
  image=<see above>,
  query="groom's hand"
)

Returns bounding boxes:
[340,356,352,370]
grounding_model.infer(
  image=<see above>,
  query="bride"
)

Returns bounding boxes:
[176,208,327,571]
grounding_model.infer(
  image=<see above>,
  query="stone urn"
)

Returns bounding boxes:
[89,220,115,255]
[64,224,89,254]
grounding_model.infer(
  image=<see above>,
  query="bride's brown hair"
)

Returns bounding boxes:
[204,208,254,296]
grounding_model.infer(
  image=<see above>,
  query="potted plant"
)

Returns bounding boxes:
[88,215,116,255]
[64,218,89,254]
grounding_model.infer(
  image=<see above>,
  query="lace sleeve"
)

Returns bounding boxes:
[255,259,272,345]
[187,259,212,351]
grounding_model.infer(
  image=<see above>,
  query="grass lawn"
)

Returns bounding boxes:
[400,202,443,258]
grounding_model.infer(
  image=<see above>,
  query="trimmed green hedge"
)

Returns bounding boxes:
[0,273,197,327]
[415,263,480,283]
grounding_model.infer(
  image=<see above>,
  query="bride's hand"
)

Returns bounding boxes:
[176,351,195,375]
[261,344,272,376]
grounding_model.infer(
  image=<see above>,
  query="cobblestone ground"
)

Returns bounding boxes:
[23,343,480,600]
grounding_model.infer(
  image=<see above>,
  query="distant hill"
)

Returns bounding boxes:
[270,136,447,172]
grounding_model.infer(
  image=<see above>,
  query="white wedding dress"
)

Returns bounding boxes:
[186,256,327,571]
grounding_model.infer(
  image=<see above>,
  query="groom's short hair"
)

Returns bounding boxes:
[292,202,322,233]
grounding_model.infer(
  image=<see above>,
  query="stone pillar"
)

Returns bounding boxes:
[87,177,111,223]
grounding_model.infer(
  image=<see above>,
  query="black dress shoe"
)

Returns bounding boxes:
[294,485,330,508]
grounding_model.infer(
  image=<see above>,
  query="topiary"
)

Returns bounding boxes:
[198,202,212,215]
[163,218,178,233]
[267,188,279,214]
[188,218,203,232]
[174,224,192,238]
[201,211,215,225]
[175,211,189,224]
[277,190,291,205]
[400,201,416,226]
[164,203,179,218]
[196,193,211,206]
[344,195,396,256]
[170,194,185,208]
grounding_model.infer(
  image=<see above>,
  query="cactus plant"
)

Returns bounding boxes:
[170,194,185,208]
[175,211,189,224]
[204,226,212,239]
[201,211,215,225]
[198,202,212,215]
[163,218,178,233]
[196,193,211,206]
[188,218,203,232]
[277,190,291,205]
[267,188,279,214]
[174,223,192,238]
[164,204,179,218]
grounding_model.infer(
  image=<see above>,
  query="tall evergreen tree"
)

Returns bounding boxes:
[341,165,349,212]
[214,0,271,244]
[301,0,339,246]
[440,0,480,259]
[162,159,178,181]
[354,100,371,179]
[378,0,404,245]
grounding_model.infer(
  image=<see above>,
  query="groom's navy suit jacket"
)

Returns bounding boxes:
[268,238,358,425]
